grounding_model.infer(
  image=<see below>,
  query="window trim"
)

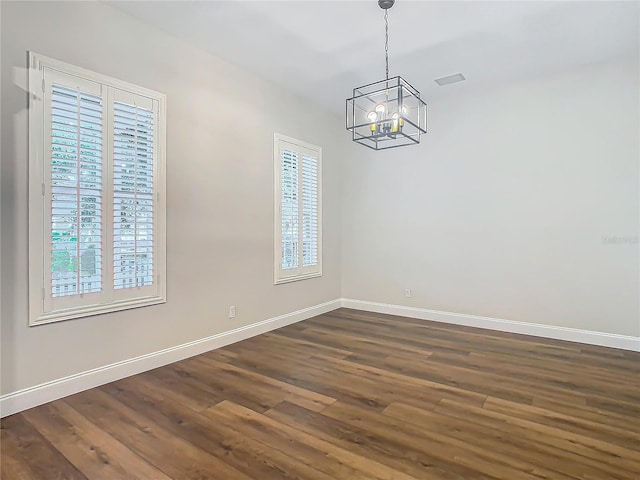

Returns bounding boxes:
[28,52,167,326]
[273,132,322,285]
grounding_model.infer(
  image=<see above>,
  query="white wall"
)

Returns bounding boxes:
[0,1,346,395]
[1,0,638,404]
[342,56,639,337]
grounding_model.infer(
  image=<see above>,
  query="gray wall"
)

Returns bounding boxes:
[0,1,346,395]
[341,57,640,336]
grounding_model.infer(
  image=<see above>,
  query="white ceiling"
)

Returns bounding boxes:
[108,0,639,114]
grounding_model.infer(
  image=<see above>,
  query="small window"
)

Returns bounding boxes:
[274,133,322,284]
[28,52,166,325]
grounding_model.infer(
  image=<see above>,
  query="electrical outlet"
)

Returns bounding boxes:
[229,305,236,319]
[404,289,412,298]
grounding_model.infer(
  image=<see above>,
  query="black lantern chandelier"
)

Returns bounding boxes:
[346,0,427,150]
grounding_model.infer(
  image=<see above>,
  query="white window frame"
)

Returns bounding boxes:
[28,52,167,326]
[274,133,322,284]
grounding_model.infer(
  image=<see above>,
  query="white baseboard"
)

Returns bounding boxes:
[341,299,640,352]
[3,297,637,417]
[0,299,341,418]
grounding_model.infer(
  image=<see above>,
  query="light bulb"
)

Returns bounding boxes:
[391,112,399,133]
[367,111,378,133]
[375,104,386,115]
[399,105,407,127]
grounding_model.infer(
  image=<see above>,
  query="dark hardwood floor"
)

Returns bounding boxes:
[2,308,639,479]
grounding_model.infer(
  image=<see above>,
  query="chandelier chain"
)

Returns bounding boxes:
[384,9,389,80]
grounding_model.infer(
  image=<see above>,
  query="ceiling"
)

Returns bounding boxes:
[109,0,639,114]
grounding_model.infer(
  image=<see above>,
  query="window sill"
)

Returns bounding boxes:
[30,296,166,326]
[275,272,322,285]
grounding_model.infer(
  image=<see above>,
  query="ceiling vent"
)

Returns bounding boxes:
[435,73,466,86]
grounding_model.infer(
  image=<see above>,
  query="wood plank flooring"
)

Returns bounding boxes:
[2,308,639,479]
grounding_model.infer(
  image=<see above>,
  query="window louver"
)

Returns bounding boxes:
[50,85,103,297]
[301,153,318,267]
[113,101,155,290]
[281,148,299,270]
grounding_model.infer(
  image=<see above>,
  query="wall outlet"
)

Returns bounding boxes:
[229,305,236,319]
[404,289,412,298]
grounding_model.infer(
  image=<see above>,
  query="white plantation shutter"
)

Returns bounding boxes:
[29,53,166,325]
[113,97,155,290]
[301,153,318,267]
[281,148,299,270]
[50,83,103,298]
[274,134,322,284]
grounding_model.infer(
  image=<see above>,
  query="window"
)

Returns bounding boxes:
[274,133,322,284]
[28,52,166,325]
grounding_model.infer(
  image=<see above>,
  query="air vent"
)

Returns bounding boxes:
[435,73,466,86]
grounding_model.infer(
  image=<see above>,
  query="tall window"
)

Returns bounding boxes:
[28,53,166,325]
[274,133,322,284]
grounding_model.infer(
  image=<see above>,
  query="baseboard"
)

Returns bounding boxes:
[3,297,637,417]
[0,299,341,418]
[341,298,640,352]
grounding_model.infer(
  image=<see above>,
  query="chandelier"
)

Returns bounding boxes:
[346,0,427,150]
